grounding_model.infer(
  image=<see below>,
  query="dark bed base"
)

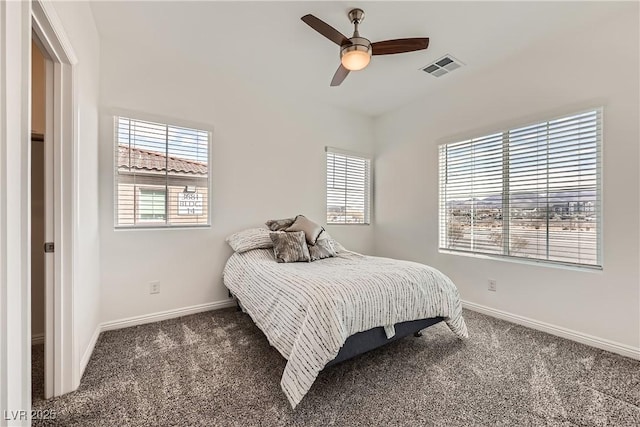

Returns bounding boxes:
[230,290,444,369]
[325,317,444,367]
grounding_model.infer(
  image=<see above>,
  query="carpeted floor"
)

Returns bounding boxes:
[32,343,45,402]
[32,308,640,426]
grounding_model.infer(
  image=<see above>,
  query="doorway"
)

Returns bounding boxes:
[30,36,48,401]
[30,0,79,401]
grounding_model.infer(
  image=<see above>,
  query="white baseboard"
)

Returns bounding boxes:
[32,332,45,346]
[100,299,237,332]
[462,300,640,360]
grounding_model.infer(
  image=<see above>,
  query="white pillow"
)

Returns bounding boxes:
[225,228,273,253]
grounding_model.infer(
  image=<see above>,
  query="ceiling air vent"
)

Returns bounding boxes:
[421,55,464,77]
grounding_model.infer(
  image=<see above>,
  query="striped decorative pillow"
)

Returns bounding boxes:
[269,231,311,263]
[225,228,273,253]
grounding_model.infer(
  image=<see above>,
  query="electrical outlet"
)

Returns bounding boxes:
[149,281,160,295]
[488,279,497,292]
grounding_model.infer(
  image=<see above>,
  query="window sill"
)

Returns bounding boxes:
[326,224,371,227]
[114,224,211,231]
[438,248,603,273]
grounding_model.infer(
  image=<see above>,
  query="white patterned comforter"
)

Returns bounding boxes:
[223,248,468,408]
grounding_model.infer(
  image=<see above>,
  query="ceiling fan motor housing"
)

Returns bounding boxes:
[341,37,372,58]
[340,37,372,71]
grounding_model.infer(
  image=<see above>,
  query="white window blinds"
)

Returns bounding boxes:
[114,116,211,228]
[326,148,371,225]
[439,109,602,268]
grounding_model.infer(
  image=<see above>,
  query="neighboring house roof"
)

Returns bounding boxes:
[118,145,207,175]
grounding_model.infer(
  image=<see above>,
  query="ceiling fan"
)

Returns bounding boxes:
[301,8,429,86]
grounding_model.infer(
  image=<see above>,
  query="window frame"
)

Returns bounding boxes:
[438,108,603,270]
[325,146,372,226]
[112,111,213,230]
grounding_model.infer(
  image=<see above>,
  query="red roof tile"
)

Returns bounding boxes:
[118,145,207,175]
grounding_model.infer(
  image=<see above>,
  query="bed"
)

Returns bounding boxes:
[223,246,468,408]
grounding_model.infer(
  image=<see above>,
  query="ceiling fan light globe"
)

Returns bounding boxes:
[341,50,370,71]
[340,39,372,71]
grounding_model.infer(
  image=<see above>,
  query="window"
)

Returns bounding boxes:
[326,147,371,225]
[138,188,166,221]
[114,116,211,228]
[439,109,602,268]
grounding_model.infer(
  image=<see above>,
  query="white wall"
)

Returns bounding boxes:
[98,38,374,323]
[49,0,102,378]
[374,9,639,350]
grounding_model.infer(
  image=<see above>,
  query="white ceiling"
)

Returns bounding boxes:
[90,1,630,117]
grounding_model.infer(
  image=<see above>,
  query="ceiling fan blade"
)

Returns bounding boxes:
[371,38,429,55]
[301,14,350,46]
[330,64,350,87]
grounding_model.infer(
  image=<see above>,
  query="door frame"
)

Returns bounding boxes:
[31,0,79,399]
[0,1,32,423]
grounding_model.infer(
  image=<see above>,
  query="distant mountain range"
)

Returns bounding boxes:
[448,191,596,209]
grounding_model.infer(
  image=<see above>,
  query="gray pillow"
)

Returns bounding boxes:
[265,217,296,231]
[318,230,346,253]
[270,231,310,263]
[225,228,273,253]
[285,215,324,246]
[309,238,337,261]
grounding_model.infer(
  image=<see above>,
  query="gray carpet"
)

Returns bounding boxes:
[32,343,45,402]
[32,308,640,426]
